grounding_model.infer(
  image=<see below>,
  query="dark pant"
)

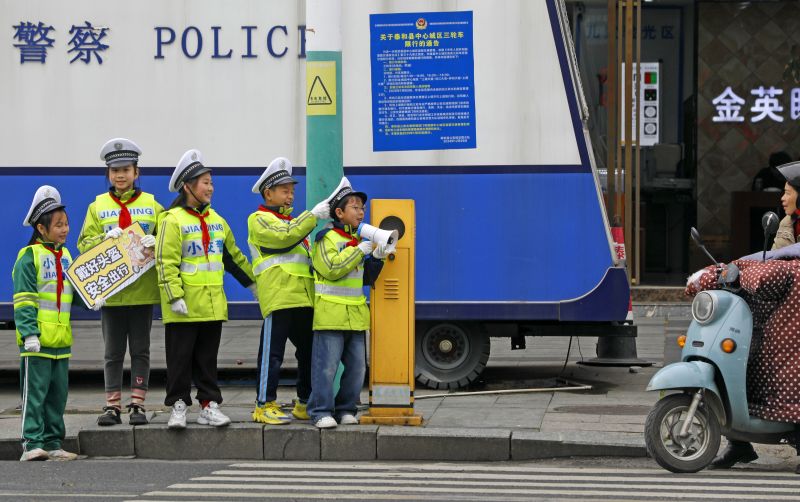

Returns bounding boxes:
[256,307,313,404]
[164,321,223,407]
[101,305,153,406]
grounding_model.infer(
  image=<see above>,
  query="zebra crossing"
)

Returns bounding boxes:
[129,461,800,501]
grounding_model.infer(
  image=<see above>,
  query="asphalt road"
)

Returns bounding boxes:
[1,457,799,501]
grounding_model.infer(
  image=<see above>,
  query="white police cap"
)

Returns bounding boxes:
[100,138,142,167]
[169,149,211,193]
[23,185,65,227]
[251,157,298,194]
[328,177,367,213]
[778,161,800,187]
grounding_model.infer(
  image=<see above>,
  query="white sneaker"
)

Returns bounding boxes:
[197,401,231,427]
[20,448,48,461]
[339,414,359,425]
[314,416,338,429]
[168,399,187,429]
[47,449,78,461]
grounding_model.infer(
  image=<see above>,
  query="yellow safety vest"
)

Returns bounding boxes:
[248,210,314,317]
[93,191,160,305]
[14,244,73,356]
[158,207,229,323]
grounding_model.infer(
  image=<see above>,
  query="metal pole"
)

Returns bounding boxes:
[634,0,642,284]
[306,0,343,227]
[623,0,634,282]
[616,1,624,227]
[606,0,617,221]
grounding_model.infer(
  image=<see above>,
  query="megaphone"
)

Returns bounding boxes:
[358,222,399,253]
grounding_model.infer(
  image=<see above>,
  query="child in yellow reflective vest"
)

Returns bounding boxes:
[248,157,334,425]
[308,178,388,429]
[77,138,164,427]
[13,185,94,461]
[157,149,255,429]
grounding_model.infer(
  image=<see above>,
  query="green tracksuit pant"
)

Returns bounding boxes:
[19,356,69,452]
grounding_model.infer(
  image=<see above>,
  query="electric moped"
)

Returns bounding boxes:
[644,215,796,473]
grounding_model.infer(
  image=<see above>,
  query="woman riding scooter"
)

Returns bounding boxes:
[711,160,800,472]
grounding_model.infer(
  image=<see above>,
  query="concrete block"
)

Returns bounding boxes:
[263,425,319,460]
[78,425,134,457]
[511,431,646,459]
[0,436,80,460]
[135,423,263,460]
[321,425,377,460]
[378,427,510,461]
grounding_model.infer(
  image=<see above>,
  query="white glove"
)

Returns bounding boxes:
[170,298,188,315]
[357,241,374,256]
[23,336,41,353]
[247,283,259,301]
[105,227,124,240]
[310,200,330,220]
[91,297,106,311]
[140,234,156,248]
[372,243,389,260]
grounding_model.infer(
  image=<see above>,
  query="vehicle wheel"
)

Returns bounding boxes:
[415,322,490,390]
[644,393,721,473]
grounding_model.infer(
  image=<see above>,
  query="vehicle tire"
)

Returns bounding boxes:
[644,393,721,473]
[415,322,490,390]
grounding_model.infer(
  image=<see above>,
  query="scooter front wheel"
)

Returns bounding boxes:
[645,393,721,473]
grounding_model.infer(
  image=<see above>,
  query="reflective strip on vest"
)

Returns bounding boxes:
[253,254,312,276]
[39,300,72,314]
[315,284,363,297]
[343,269,364,280]
[180,261,224,273]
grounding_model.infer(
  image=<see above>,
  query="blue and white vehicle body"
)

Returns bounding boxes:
[1,0,630,388]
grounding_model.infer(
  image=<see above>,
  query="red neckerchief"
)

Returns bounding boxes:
[258,205,309,248]
[41,243,64,315]
[108,190,142,229]
[793,210,800,239]
[331,226,360,248]
[258,205,292,221]
[184,207,210,256]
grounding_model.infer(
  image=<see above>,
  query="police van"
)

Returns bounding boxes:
[1,0,632,389]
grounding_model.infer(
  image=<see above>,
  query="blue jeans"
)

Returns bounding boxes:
[307,330,366,422]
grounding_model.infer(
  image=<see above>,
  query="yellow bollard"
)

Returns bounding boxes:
[360,199,423,426]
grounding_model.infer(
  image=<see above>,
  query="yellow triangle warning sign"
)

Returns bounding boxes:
[307,76,332,106]
[306,61,336,116]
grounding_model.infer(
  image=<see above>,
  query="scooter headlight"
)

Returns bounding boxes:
[692,291,716,324]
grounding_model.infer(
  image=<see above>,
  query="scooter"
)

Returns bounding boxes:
[644,214,796,473]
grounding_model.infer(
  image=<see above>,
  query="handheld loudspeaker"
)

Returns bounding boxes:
[358,223,399,253]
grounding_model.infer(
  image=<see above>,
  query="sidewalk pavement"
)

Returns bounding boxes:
[2,308,792,464]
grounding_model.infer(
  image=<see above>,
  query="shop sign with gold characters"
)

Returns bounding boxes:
[66,222,154,307]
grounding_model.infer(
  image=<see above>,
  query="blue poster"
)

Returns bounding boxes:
[369,11,476,152]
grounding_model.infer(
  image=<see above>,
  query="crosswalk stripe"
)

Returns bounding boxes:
[228,462,800,478]
[137,462,800,501]
[143,489,800,501]
[190,475,800,491]
[206,470,800,486]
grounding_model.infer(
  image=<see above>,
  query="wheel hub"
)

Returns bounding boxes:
[660,406,709,461]
[421,325,470,370]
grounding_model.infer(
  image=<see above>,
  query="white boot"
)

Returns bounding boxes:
[197,401,230,427]
[168,399,187,429]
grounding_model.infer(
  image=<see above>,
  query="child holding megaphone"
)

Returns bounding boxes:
[307,177,389,428]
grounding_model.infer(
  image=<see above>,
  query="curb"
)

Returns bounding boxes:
[0,425,647,461]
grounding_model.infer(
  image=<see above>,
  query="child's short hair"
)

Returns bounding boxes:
[332,194,360,223]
